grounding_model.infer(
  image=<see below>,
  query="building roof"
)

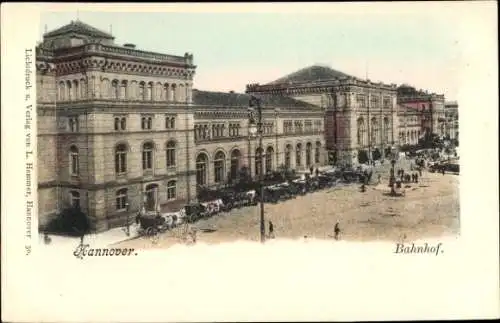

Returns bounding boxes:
[266,65,352,85]
[44,20,114,39]
[192,89,318,109]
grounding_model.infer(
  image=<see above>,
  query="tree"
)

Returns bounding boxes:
[45,207,92,237]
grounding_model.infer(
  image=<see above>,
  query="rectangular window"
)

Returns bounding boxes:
[116,189,128,211]
[167,181,176,200]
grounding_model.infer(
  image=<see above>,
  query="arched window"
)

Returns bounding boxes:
[178,84,185,102]
[70,190,80,209]
[306,143,312,167]
[167,117,175,129]
[384,117,390,143]
[147,117,153,129]
[147,82,153,101]
[255,147,264,177]
[285,144,292,169]
[214,151,226,183]
[66,80,72,101]
[73,80,79,100]
[315,141,321,164]
[100,78,110,99]
[296,143,302,167]
[80,78,87,99]
[171,84,177,102]
[114,117,120,131]
[265,146,274,173]
[58,81,66,101]
[164,84,170,101]
[203,125,209,139]
[166,141,176,167]
[112,80,119,99]
[139,82,146,100]
[196,153,208,186]
[167,181,177,200]
[115,143,127,174]
[163,83,172,101]
[230,149,241,180]
[120,117,126,130]
[142,142,154,171]
[116,188,128,211]
[357,118,365,146]
[371,118,378,145]
[120,80,127,99]
[69,145,79,175]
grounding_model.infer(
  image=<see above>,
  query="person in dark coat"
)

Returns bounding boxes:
[442,167,445,175]
[334,222,341,240]
[268,220,275,239]
[315,168,319,177]
[415,173,419,183]
[310,166,314,175]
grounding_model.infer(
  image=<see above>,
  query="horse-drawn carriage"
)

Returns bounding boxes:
[137,213,169,239]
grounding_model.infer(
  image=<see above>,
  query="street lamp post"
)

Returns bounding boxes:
[248,95,266,243]
[389,159,396,195]
[125,202,130,236]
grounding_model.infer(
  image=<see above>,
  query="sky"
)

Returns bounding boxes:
[38,4,472,100]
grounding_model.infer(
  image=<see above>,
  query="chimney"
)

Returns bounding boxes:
[123,43,136,49]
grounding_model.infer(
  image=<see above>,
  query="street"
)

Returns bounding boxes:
[115,159,459,250]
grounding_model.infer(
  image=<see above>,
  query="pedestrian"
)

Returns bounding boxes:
[268,220,275,239]
[315,168,319,178]
[378,174,381,184]
[310,166,314,175]
[415,173,419,183]
[442,167,445,175]
[418,168,422,177]
[334,222,341,240]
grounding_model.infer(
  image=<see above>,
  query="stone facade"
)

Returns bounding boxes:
[246,77,399,165]
[396,85,447,144]
[36,21,327,232]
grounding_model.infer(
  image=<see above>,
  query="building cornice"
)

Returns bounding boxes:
[246,78,397,95]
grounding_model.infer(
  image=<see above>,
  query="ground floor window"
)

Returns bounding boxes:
[70,191,80,209]
[116,188,128,211]
[167,181,176,200]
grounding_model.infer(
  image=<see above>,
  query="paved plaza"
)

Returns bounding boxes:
[115,159,460,250]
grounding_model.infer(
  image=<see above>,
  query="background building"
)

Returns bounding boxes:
[396,84,447,142]
[444,101,459,140]
[246,65,399,165]
[36,20,326,232]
